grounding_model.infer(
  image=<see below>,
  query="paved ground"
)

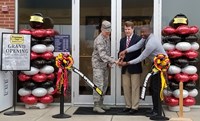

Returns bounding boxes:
[0,105,199,121]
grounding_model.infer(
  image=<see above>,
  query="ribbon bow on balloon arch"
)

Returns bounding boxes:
[141,54,170,101]
[53,53,74,95]
[53,53,103,96]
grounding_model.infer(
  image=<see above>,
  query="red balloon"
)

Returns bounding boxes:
[189,74,198,82]
[167,50,183,58]
[31,52,54,60]
[20,96,25,102]
[183,96,196,106]
[162,26,176,36]
[39,95,53,104]
[31,52,39,60]
[19,29,32,34]
[32,73,47,82]
[176,25,190,35]
[41,52,54,60]
[164,96,179,106]
[174,73,189,82]
[32,29,47,38]
[22,95,38,105]
[46,29,55,37]
[184,50,198,59]
[189,26,199,34]
[18,73,31,81]
[47,73,55,81]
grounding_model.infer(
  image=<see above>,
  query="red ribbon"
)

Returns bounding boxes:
[52,68,68,95]
[52,53,73,95]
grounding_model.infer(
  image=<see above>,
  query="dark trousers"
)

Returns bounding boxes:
[150,72,162,116]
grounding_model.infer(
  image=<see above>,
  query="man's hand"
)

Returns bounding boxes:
[114,58,122,65]
[107,63,113,68]
[108,58,122,68]
[119,50,127,60]
[118,61,129,67]
[116,58,129,67]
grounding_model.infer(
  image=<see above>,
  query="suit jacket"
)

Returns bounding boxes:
[119,34,142,74]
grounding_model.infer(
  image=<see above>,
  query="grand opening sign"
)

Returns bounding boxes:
[1,33,31,71]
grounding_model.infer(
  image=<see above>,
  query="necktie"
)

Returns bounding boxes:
[126,37,131,48]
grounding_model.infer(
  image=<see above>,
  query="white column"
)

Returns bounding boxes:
[154,0,162,40]
[72,0,80,105]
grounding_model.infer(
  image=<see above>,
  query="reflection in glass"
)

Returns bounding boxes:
[121,0,153,96]
[79,0,111,95]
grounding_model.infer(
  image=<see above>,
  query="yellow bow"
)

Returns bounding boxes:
[153,54,170,101]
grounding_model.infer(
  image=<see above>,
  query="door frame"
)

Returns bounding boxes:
[72,0,80,105]
[72,0,162,106]
[72,0,117,105]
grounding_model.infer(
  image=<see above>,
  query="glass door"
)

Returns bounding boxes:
[73,0,116,105]
[73,0,160,106]
[116,0,157,105]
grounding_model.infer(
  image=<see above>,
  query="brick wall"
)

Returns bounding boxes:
[0,0,15,30]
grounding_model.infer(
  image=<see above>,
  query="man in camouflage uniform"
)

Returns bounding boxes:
[92,20,117,113]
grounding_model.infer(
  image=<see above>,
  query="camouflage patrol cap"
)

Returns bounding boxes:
[101,20,111,32]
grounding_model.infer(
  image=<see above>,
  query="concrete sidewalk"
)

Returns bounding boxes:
[0,105,199,121]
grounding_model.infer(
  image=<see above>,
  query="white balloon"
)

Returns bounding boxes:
[47,87,54,94]
[176,42,191,51]
[32,88,47,97]
[32,44,47,53]
[40,65,54,74]
[168,65,181,74]
[18,88,31,96]
[173,89,189,98]
[191,42,199,50]
[163,89,172,96]
[46,44,54,52]
[188,89,198,97]
[22,66,39,75]
[163,43,175,51]
[25,103,47,109]
[168,105,191,112]
[182,65,197,75]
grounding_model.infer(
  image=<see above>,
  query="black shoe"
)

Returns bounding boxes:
[150,115,169,120]
[145,109,153,113]
[122,108,131,112]
[145,111,158,117]
[129,109,138,114]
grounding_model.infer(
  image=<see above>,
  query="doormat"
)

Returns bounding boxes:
[73,107,151,115]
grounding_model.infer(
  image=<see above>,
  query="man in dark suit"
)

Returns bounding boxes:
[118,21,142,114]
